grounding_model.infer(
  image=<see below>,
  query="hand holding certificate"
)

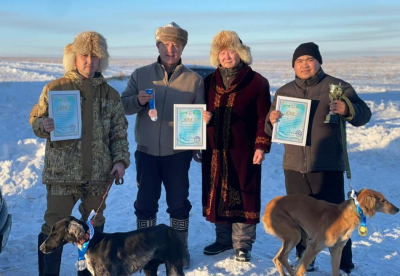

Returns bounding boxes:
[173,104,206,150]
[48,90,82,141]
[271,96,311,146]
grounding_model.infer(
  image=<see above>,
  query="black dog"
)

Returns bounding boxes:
[40,216,185,276]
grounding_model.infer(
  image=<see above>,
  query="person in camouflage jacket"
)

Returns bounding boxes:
[30,31,130,276]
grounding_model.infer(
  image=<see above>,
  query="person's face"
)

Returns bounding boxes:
[75,53,100,79]
[157,41,184,67]
[293,55,321,80]
[218,49,240,69]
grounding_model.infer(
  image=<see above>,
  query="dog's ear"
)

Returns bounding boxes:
[356,189,365,197]
[358,191,377,218]
[67,220,87,243]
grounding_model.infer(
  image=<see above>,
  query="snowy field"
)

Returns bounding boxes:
[0,56,399,276]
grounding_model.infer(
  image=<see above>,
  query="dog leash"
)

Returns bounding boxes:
[75,173,123,271]
[90,173,124,226]
[337,94,355,189]
[337,98,369,237]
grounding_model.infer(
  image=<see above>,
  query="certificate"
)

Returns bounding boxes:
[272,96,311,146]
[173,104,206,150]
[48,90,82,141]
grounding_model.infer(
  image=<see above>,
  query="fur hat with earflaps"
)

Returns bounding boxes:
[210,30,252,67]
[63,31,109,72]
[155,22,188,47]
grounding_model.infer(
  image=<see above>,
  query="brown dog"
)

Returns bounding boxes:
[262,189,399,276]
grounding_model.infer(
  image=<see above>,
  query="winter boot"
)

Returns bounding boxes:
[38,232,63,276]
[77,268,92,276]
[203,241,233,255]
[137,217,157,229]
[77,224,105,276]
[171,217,190,269]
[38,233,46,276]
[340,239,355,273]
[204,223,233,255]
[235,248,251,262]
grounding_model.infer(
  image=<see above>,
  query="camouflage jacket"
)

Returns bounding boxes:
[30,71,130,185]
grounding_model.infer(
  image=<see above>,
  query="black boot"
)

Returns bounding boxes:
[77,269,92,276]
[203,241,233,255]
[137,217,157,229]
[235,248,251,262]
[340,239,355,273]
[176,230,190,269]
[38,232,63,276]
[171,217,190,269]
[204,223,233,256]
[38,233,46,276]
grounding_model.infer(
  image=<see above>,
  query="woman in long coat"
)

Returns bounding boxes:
[201,30,271,262]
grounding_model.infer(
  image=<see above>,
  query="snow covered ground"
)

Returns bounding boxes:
[0,56,399,276]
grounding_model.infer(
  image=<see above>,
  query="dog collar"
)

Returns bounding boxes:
[350,190,368,236]
[78,221,94,260]
[76,213,95,271]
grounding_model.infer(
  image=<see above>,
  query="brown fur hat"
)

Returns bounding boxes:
[155,22,188,47]
[63,31,109,72]
[210,30,252,67]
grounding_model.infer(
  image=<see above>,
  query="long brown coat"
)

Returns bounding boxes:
[202,65,271,224]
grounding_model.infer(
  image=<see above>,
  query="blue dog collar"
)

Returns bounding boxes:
[76,211,95,270]
[78,221,94,258]
[350,190,368,236]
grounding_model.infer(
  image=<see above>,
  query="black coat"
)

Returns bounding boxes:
[265,69,371,173]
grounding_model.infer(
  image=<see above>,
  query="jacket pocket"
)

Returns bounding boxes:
[45,140,81,175]
[50,139,76,149]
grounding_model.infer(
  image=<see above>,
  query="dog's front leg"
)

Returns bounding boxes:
[329,241,346,276]
[143,260,159,276]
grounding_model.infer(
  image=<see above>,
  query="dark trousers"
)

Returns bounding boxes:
[284,170,353,266]
[215,223,256,251]
[134,150,193,220]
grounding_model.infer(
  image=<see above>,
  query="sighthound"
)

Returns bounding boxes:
[262,188,399,276]
[40,216,185,276]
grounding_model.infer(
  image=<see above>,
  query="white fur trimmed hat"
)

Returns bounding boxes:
[210,30,252,67]
[155,22,188,47]
[63,31,109,72]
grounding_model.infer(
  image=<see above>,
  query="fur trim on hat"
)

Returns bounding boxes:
[63,31,109,72]
[155,22,188,47]
[210,30,252,67]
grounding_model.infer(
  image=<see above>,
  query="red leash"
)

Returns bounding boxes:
[90,175,124,226]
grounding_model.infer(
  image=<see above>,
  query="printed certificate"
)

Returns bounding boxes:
[173,104,206,150]
[272,96,311,146]
[48,90,82,141]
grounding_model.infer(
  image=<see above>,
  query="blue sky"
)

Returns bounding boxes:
[1,0,399,60]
